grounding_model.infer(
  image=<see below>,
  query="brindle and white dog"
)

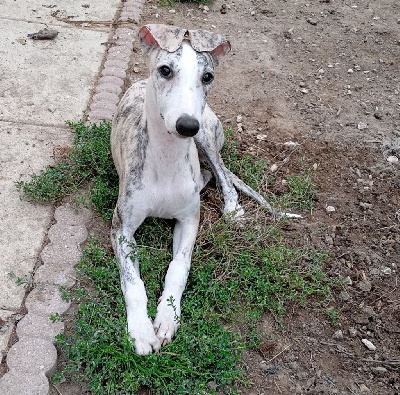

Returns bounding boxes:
[111,24,298,355]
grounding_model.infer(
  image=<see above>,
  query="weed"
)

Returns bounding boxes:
[286,170,316,210]
[221,129,269,192]
[325,307,340,326]
[16,120,118,220]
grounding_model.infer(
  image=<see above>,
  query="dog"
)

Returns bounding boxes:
[111,24,298,355]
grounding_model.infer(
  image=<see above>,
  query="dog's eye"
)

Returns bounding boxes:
[202,72,214,84]
[159,66,172,77]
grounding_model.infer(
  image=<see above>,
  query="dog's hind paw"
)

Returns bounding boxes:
[128,316,161,355]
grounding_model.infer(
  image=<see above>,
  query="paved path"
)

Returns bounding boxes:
[0,1,143,393]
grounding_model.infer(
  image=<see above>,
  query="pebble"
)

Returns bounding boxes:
[284,141,299,148]
[326,206,335,212]
[168,9,176,13]
[256,134,268,141]
[359,383,370,393]
[361,339,376,351]
[357,122,368,130]
[307,18,318,26]
[348,68,354,73]
[339,291,351,301]
[381,266,392,275]
[343,276,352,285]
[387,155,399,163]
[357,280,372,292]
[270,164,278,172]
[359,202,372,209]
[349,327,358,337]
[236,115,243,123]
[300,88,309,94]
[373,366,388,375]
[333,330,344,340]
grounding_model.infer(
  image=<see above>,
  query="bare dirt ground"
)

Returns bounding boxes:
[53,0,400,394]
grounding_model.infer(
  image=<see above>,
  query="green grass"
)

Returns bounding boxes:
[16,120,118,220]
[55,217,332,394]
[18,120,331,393]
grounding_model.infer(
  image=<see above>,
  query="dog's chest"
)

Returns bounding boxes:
[141,149,201,219]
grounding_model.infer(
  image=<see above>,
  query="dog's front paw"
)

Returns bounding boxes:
[153,299,180,347]
[128,315,161,355]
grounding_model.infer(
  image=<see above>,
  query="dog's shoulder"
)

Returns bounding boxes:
[113,80,147,127]
[111,80,149,180]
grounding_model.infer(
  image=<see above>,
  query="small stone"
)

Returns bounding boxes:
[256,134,268,141]
[361,339,376,351]
[169,9,176,13]
[357,281,372,292]
[326,206,335,212]
[348,68,354,73]
[283,141,300,148]
[270,164,278,172]
[387,155,399,163]
[359,383,370,393]
[339,291,351,301]
[349,327,357,337]
[236,115,243,123]
[133,67,140,73]
[381,266,391,275]
[300,88,309,94]
[251,10,256,16]
[372,366,387,375]
[343,276,352,285]
[374,111,383,120]
[357,122,368,130]
[359,202,372,209]
[307,18,318,26]
[333,330,344,340]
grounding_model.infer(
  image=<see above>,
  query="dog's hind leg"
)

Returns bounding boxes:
[153,210,200,346]
[111,206,162,355]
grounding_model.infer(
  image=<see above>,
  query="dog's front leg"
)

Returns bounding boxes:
[111,208,161,355]
[153,210,200,346]
[196,138,244,218]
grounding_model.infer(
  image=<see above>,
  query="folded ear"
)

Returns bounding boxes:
[210,40,231,65]
[139,26,159,54]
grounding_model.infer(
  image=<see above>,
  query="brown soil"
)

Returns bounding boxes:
[136,1,400,394]
[54,1,400,394]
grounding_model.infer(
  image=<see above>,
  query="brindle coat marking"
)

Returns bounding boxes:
[111,24,298,355]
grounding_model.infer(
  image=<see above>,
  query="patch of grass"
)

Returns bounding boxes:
[56,235,243,394]
[285,169,317,210]
[55,215,333,393]
[222,129,317,212]
[221,129,269,192]
[16,120,118,220]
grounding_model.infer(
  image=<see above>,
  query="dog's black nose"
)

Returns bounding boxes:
[176,115,200,137]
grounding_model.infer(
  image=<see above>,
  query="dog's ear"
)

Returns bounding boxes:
[210,41,231,65]
[139,26,159,54]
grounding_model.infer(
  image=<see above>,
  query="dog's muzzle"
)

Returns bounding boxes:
[176,115,200,137]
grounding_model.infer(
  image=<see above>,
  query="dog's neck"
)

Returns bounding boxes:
[144,80,193,161]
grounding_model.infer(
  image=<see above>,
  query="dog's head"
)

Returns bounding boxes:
[139,24,230,138]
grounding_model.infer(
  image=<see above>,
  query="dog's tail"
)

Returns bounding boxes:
[224,167,302,218]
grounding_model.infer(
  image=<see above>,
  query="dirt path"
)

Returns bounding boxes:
[132,1,400,394]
